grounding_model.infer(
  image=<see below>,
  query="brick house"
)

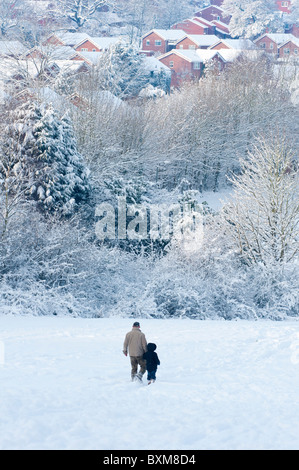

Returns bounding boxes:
[142,29,186,55]
[254,33,295,54]
[276,0,291,13]
[195,5,230,25]
[278,37,299,57]
[171,18,210,35]
[158,49,225,87]
[158,49,203,87]
[175,34,219,50]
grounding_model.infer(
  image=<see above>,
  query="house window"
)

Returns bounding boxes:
[169,61,174,68]
[284,48,290,54]
[193,62,200,69]
[269,43,274,49]
[260,42,266,48]
[294,49,298,54]
[179,44,184,49]
[81,48,88,51]
[146,40,150,46]
[155,40,162,46]
[92,48,96,52]
[189,44,196,49]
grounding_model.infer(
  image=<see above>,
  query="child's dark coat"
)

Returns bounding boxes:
[143,343,160,371]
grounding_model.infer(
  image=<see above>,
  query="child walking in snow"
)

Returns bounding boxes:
[143,343,160,384]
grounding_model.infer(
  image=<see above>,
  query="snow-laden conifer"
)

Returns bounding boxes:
[5,100,90,215]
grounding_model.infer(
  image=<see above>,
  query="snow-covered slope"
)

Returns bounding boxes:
[0,316,298,450]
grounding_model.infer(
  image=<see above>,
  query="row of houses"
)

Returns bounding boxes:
[142,28,299,58]
[0,1,298,100]
[138,0,299,88]
[0,32,171,105]
[140,30,299,87]
[1,29,298,98]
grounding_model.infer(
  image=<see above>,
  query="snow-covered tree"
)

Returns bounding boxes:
[114,0,194,42]
[96,42,151,98]
[0,0,23,37]
[55,0,112,29]
[140,54,298,192]
[222,0,285,38]
[0,108,29,239]
[289,0,299,27]
[5,100,90,215]
[222,135,299,265]
[155,0,195,30]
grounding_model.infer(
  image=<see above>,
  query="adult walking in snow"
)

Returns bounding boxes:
[123,322,147,382]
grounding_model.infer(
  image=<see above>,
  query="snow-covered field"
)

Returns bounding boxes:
[0,316,299,450]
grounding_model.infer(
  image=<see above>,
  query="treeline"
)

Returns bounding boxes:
[0,56,298,319]
[71,55,298,191]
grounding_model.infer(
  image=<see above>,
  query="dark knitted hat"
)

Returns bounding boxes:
[133,322,140,327]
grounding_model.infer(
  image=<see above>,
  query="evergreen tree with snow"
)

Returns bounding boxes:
[5,100,90,215]
[97,42,151,98]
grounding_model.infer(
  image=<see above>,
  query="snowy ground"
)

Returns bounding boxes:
[0,316,299,450]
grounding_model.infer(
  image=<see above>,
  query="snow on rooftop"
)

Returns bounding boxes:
[0,40,27,56]
[152,29,186,41]
[173,49,218,63]
[52,59,89,73]
[50,46,78,60]
[217,49,264,62]
[76,51,103,65]
[217,49,242,62]
[59,32,92,46]
[0,58,43,79]
[90,36,125,49]
[180,34,219,46]
[192,16,215,27]
[214,38,256,49]
[259,33,295,44]
[143,56,171,73]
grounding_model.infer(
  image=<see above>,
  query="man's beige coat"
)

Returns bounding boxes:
[123,327,147,357]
